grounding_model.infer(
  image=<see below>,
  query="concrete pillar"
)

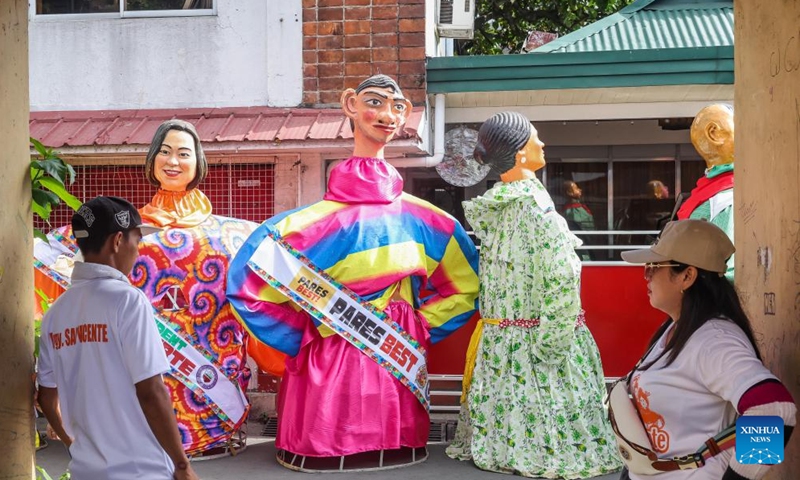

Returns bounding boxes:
[0,0,34,478]
[735,1,800,477]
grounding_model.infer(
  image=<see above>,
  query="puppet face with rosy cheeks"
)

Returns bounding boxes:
[153,129,198,192]
[342,85,412,158]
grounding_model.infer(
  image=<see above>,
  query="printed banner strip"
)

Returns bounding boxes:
[33,259,248,428]
[247,231,429,409]
[155,314,249,427]
[34,260,71,290]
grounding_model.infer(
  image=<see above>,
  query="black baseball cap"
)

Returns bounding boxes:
[72,196,161,240]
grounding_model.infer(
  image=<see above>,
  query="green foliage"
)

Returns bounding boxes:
[35,465,70,480]
[35,466,52,480]
[30,138,81,242]
[458,0,635,55]
[34,288,55,359]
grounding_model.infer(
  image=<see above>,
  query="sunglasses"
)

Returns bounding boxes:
[644,262,682,280]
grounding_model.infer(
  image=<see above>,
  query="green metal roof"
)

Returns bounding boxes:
[426,0,734,94]
[533,0,732,53]
[427,46,732,93]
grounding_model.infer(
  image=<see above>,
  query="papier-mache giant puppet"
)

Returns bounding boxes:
[33,120,271,456]
[445,112,621,478]
[227,74,480,471]
[677,104,735,281]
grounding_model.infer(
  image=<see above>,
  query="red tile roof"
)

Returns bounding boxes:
[29,106,423,149]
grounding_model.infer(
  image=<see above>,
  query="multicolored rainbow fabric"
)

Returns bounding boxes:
[227,156,480,457]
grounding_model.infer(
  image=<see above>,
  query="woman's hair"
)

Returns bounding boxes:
[474,111,532,174]
[144,119,208,190]
[646,179,669,199]
[641,263,761,370]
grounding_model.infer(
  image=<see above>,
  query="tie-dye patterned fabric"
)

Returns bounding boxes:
[132,214,255,454]
[227,156,480,457]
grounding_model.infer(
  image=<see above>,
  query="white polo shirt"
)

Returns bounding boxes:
[38,262,174,480]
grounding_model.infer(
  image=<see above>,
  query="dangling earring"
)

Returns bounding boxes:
[520,155,527,163]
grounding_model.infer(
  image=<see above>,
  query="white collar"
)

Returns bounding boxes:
[70,261,130,285]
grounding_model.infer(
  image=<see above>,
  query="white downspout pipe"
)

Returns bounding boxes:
[388,93,446,168]
[327,93,446,185]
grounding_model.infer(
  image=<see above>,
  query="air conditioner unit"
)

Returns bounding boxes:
[436,0,475,40]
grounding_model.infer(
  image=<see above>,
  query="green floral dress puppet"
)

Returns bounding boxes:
[446,112,621,479]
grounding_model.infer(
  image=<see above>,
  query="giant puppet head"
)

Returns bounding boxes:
[473,111,545,183]
[340,74,413,159]
[144,119,209,192]
[690,104,734,169]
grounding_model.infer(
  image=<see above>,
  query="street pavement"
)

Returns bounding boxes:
[36,421,621,480]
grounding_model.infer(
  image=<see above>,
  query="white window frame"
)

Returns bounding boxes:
[30,0,217,21]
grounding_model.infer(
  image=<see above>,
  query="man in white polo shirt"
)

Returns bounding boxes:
[37,196,200,480]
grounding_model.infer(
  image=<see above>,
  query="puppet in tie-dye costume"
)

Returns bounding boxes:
[227,75,479,470]
[33,120,284,456]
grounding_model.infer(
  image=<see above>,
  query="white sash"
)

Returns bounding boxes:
[155,314,249,428]
[247,231,429,409]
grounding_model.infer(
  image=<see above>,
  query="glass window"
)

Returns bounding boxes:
[39,0,118,14]
[680,159,707,196]
[410,140,700,264]
[37,0,214,15]
[127,0,213,10]
[545,162,608,261]
[415,177,466,226]
[612,161,675,255]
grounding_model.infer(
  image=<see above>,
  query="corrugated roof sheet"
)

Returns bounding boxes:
[533,0,732,54]
[29,106,424,148]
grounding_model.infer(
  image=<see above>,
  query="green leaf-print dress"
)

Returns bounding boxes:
[446,178,622,478]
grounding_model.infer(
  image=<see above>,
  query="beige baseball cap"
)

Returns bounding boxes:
[621,219,734,273]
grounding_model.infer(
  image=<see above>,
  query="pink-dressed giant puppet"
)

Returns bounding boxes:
[227,74,480,471]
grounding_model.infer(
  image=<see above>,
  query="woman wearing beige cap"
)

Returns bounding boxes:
[612,219,796,480]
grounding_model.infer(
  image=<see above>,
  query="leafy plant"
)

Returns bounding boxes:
[36,465,70,480]
[34,288,54,359]
[457,0,635,55]
[35,466,52,480]
[30,138,81,241]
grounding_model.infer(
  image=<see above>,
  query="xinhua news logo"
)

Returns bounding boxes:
[736,416,784,465]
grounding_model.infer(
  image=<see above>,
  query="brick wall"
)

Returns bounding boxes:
[302,0,427,106]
